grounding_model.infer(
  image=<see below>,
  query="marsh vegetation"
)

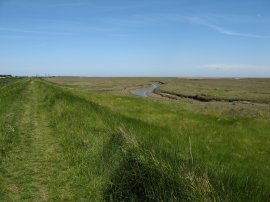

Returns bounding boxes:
[0,77,270,201]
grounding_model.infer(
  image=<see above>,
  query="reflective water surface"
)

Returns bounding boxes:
[132,82,160,97]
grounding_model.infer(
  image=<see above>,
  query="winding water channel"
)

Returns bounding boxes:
[132,82,160,97]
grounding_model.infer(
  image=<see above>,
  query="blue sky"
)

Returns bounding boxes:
[0,0,270,77]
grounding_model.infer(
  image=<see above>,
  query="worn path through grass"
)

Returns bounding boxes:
[1,78,270,201]
[1,81,64,201]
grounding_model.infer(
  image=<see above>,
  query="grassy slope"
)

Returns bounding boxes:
[68,83,270,199]
[1,78,270,201]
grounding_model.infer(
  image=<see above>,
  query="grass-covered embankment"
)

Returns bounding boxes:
[1,78,270,201]
[0,78,30,165]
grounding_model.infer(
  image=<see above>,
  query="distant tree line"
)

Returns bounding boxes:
[0,75,12,78]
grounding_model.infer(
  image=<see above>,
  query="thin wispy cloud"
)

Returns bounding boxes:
[45,2,87,7]
[0,27,74,38]
[0,34,44,39]
[1,0,269,77]
[0,24,114,37]
[199,14,270,24]
[2,0,88,8]
[1,14,269,40]
[0,27,57,35]
[185,17,270,39]
[100,13,270,39]
[201,64,270,71]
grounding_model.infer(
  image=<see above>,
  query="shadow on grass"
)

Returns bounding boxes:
[104,155,187,202]
[103,129,188,202]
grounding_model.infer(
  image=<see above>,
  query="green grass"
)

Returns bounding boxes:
[47,77,270,102]
[46,76,158,96]
[158,78,270,103]
[0,78,270,201]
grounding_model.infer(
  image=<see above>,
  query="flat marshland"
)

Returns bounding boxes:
[0,77,270,201]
